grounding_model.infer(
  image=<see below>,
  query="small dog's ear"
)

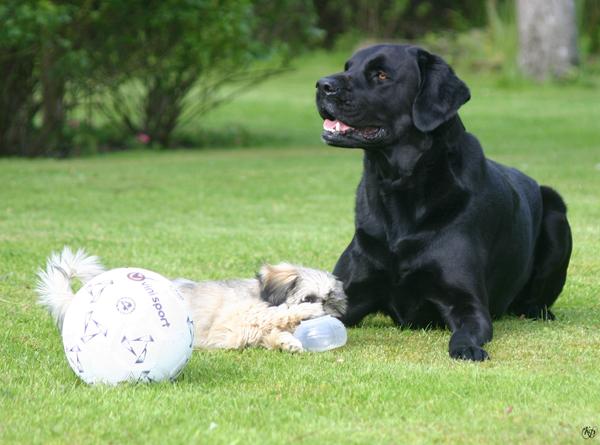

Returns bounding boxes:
[410,47,470,133]
[257,263,299,305]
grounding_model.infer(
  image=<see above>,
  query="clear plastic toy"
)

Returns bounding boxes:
[293,315,347,352]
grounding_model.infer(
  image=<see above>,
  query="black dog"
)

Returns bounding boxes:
[316,44,572,361]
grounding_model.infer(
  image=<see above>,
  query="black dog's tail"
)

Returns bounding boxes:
[509,186,572,319]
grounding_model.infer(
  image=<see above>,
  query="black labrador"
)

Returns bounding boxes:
[316,44,572,361]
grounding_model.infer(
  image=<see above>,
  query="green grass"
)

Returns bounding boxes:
[2,49,600,444]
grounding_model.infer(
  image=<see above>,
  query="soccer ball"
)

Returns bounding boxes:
[61,267,194,384]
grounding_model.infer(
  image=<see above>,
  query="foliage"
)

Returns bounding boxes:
[578,0,600,56]
[0,0,69,156]
[96,0,258,148]
[96,0,321,148]
[0,0,320,156]
[313,0,492,47]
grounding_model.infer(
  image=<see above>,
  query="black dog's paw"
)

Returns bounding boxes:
[449,345,489,361]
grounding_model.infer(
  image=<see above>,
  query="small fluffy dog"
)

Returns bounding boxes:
[36,247,347,352]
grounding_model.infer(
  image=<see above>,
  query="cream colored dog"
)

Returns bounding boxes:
[37,247,347,352]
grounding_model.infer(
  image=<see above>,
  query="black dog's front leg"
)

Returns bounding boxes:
[443,300,493,361]
[334,240,390,326]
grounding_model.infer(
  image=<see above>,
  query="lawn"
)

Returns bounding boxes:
[1,49,600,444]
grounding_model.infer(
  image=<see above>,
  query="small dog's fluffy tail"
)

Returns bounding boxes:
[36,246,106,331]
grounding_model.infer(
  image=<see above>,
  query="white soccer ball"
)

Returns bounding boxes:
[61,267,194,384]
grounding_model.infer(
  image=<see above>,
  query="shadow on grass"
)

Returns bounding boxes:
[354,305,600,344]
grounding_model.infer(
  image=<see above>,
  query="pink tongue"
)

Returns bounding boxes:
[323,119,353,132]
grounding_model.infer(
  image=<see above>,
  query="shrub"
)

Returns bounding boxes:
[0,0,320,156]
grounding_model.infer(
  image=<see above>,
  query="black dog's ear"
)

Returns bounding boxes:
[257,263,299,305]
[411,48,470,132]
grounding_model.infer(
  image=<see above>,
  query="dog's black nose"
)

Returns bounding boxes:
[316,77,340,96]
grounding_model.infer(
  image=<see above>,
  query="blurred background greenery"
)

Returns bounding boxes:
[1,0,599,157]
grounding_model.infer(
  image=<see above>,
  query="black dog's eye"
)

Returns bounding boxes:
[303,294,318,303]
[376,70,389,81]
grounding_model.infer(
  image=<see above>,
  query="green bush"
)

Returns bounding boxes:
[0,0,320,156]
[0,0,73,156]
[313,0,491,47]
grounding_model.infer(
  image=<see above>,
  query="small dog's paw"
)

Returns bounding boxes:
[279,336,304,353]
[449,345,489,361]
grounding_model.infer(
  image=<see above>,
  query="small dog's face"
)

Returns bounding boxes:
[257,263,347,318]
